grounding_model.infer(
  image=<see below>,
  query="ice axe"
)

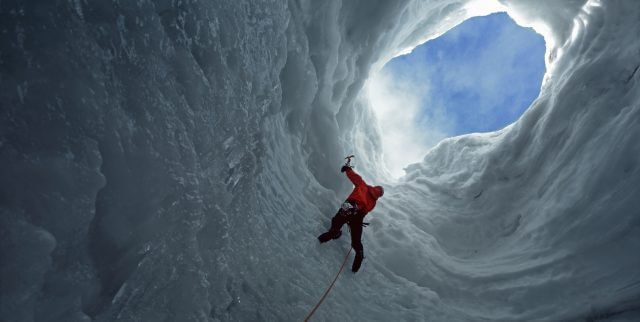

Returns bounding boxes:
[344,155,355,167]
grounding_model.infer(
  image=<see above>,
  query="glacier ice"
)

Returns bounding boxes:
[1,0,639,321]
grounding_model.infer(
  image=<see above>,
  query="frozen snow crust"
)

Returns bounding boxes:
[1,0,639,321]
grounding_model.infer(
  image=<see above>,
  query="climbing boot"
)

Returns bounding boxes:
[352,252,364,272]
[318,230,341,243]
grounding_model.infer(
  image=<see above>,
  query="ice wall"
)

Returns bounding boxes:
[1,0,639,321]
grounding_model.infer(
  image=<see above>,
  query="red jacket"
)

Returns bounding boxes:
[344,168,384,214]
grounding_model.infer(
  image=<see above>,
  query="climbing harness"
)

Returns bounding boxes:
[339,201,370,227]
[304,248,352,322]
[340,201,356,212]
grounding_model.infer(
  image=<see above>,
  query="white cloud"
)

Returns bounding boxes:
[365,68,452,178]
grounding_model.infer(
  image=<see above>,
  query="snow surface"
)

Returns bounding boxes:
[1,0,639,321]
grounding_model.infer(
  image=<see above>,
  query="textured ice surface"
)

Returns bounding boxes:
[1,0,639,321]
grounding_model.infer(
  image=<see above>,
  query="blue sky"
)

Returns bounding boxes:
[388,12,546,135]
[367,12,546,176]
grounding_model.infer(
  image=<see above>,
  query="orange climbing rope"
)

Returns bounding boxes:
[304,248,352,322]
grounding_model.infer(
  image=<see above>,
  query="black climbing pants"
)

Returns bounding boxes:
[326,202,364,255]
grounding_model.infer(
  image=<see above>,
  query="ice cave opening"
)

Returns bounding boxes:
[366,12,546,178]
[1,0,640,321]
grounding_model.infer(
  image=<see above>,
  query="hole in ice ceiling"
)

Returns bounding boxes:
[367,12,546,177]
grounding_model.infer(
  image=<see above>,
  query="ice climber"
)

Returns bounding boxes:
[317,158,384,273]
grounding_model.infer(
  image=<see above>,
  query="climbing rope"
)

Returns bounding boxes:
[304,248,352,322]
